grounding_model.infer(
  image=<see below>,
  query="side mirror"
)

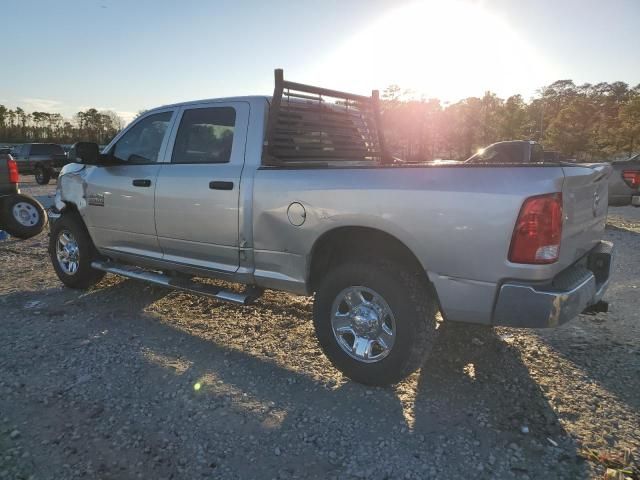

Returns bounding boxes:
[69,142,100,165]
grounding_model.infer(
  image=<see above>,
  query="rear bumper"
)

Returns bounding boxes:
[492,241,613,328]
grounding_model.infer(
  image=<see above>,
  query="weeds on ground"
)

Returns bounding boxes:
[580,447,638,480]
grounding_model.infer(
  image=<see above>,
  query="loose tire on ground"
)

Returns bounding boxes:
[49,212,105,289]
[34,165,51,185]
[0,193,48,239]
[313,260,438,386]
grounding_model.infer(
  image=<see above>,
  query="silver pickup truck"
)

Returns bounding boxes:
[48,70,613,385]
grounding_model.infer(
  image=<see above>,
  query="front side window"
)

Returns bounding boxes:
[172,107,235,164]
[113,111,172,164]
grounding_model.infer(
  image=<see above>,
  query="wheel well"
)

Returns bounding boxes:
[308,227,428,292]
[55,206,99,250]
[62,201,80,214]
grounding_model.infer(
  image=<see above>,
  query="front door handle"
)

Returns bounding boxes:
[209,181,234,190]
[132,179,151,187]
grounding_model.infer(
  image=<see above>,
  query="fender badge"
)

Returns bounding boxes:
[87,193,105,207]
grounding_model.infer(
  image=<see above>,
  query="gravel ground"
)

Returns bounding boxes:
[1,178,638,479]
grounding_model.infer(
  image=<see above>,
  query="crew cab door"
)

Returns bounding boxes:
[82,109,175,258]
[154,102,249,273]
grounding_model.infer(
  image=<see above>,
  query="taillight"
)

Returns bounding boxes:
[7,157,19,184]
[509,193,563,264]
[622,170,640,189]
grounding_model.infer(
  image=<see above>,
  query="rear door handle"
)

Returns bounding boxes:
[209,181,234,190]
[132,179,151,187]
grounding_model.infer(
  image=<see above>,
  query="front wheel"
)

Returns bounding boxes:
[34,165,51,185]
[49,213,105,289]
[313,261,437,386]
[0,194,47,239]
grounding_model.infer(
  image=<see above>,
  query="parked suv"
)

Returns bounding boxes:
[12,143,68,185]
[0,152,47,238]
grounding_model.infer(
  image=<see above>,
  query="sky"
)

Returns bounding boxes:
[2,0,639,123]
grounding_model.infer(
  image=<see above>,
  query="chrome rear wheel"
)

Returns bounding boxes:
[331,286,396,363]
[313,260,438,385]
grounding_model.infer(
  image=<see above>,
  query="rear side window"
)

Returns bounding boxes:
[31,144,64,156]
[172,107,236,164]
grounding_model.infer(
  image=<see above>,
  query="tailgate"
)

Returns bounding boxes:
[559,163,610,269]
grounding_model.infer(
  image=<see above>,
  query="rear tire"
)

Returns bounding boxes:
[34,165,51,185]
[0,194,47,239]
[313,260,437,386]
[49,213,105,289]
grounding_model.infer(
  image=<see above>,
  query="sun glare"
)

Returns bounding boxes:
[313,1,552,101]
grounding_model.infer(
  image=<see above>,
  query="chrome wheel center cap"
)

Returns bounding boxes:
[66,244,78,261]
[351,305,379,336]
[331,286,396,364]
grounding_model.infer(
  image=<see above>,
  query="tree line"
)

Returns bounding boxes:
[381,80,640,161]
[0,106,124,145]
[1,79,639,160]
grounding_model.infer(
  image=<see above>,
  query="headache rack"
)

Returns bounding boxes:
[263,69,389,166]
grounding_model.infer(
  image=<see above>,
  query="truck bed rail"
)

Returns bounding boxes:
[263,69,389,165]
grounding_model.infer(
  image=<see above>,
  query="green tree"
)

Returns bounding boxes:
[545,97,596,158]
[618,95,640,156]
[498,95,530,140]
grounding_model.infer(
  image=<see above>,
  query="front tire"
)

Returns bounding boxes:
[1,194,47,239]
[34,165,51,185]
[49,213,105,289]
[313,261,437,386]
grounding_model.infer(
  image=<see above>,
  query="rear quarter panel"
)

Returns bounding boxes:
[252,165,569,284]
[251,165,571,324]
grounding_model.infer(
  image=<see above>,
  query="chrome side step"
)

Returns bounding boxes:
[91,260,260,305]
